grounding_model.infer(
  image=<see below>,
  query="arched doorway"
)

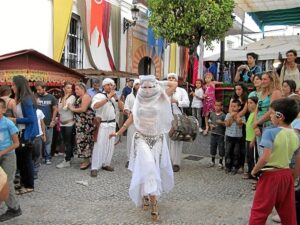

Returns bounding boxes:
[132,45,161,77]
[138,56,155,75]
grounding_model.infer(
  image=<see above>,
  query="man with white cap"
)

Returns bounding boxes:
[167,73,190,172]
[90,78,123,177]
[124,79,140,168]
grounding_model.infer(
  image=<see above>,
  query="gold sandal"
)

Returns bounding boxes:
[142,196,150,211]
[150,200,160,221]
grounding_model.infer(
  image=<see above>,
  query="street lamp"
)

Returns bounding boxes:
[123,1,140,33]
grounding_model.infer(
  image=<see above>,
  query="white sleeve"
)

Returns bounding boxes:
[91,93,106,109]
[178,88,190,108]
[124,94,134,111]
[63,95,76,110]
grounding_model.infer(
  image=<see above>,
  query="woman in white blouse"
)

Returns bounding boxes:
[56,82,76,168]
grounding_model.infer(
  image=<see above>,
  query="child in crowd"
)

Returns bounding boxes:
[207,101,226,169]
[202,72,223,135]
[229,83,248,172]
[249,98,299,225]
[243,96,258,179]
[0,99,21,221]
[190,79,204,132]
[33,108,46,179]
[224,100,245,175]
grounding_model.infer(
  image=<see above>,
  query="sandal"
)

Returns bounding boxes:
[80,159,91,170]
[242,173,252,179]
[142,196,150,211]
[251,183,256,191]
[16,187,34,195]
[150,200,160,221]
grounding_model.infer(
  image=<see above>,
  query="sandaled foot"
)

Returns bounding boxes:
[80,159,91,170]
[142,196,150,211]
[150,200,160,221]
[16,187,34,195]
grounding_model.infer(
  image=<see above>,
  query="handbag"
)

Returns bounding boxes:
[169,104,198,142]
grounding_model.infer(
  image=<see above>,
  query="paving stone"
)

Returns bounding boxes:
[0,136,279,224]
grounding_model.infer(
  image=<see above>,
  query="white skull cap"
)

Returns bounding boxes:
[102,78,115,86]
[167,72,178,80]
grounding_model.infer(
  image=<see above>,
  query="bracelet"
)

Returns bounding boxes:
[115,132,119,136]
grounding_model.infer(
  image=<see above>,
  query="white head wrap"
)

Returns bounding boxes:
[167,72,178,81]
[102,78,114,86]
[132,75,173,135]
[133,79,140,87]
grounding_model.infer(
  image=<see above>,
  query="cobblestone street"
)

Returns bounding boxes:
[1,135,279,225]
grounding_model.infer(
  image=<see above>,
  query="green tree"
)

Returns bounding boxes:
[148,0,235,53]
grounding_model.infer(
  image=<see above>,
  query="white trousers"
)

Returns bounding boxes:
[91,123,116,170]
[168,138,183,166]
[129,133,174,206]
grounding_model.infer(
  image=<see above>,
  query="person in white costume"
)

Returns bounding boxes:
[123,79,140,168]
[110,75,177,221]
[167,73,190,172]
[90,78,123,177]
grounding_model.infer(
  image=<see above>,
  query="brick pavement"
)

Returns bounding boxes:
[0,135,280,225]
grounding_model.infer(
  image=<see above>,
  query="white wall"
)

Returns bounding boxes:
[0,0,53,57]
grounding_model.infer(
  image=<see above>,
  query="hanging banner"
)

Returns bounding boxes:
[169,43,177,73]
[53,0,73,62]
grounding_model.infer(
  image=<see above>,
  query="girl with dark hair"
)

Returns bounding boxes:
[124,79,140,168]
[282,79,297,98]
[56,82,76,169]
[248,74,262,98]
[10,75,39,195]
[0,85,16,117]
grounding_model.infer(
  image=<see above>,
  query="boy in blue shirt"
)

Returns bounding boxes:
[249,98,299,225]
[0,99,22,222]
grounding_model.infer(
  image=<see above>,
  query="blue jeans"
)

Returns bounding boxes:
[192,107,203,128]
[44,127,53,161]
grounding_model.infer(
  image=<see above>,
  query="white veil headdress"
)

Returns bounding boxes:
[132,75,173,136]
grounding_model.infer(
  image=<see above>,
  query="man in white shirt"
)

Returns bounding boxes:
[90,78,123,177]
[167,73,190,172]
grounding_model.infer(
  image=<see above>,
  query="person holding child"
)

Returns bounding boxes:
[224,100,246,175]
[249,98,300,225]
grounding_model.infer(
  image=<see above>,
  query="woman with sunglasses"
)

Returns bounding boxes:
[253,71,282,156]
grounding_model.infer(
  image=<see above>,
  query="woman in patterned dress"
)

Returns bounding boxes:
[68,83,95,170]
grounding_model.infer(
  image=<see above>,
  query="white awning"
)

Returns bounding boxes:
[204,35,300,62]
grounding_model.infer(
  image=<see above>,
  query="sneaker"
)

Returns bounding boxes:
[217,163,224,170]
[56,160,70,169]
[0,207,22,222]
[272,214,281,223]
[45,159,52,165]
[199,128,203,133]
[207,162,215,168]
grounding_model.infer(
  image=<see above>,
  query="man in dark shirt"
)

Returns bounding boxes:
[35,82,58,165]
[234,52,262,83]
[121,78,134,101]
